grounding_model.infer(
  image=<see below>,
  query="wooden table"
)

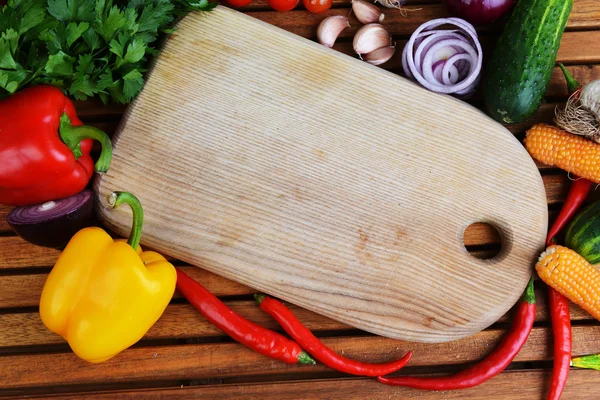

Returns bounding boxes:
[2,0,600,398]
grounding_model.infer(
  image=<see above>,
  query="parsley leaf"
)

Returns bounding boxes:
[96,6,127,42]
[48,0,95,22]
[0,29,18,69]
[45,51,76,76]
[1,0,216,103]
[65,21,90,47]
[122,69,144,101]
[120,38,145,66]
[82,28,100,52]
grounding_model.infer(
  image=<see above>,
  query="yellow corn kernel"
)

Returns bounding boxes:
[524,123,600,183]
[536,245,600,321]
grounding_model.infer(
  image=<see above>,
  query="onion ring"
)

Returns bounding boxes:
[402,18,482,97]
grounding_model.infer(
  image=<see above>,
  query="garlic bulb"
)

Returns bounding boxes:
[352,0,385,24]
[317,16,351,48]
[580,80,600,117]
[555,80,600,142]
[353,23,391,55]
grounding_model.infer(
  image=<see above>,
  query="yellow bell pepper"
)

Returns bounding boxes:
[39,192,176,363]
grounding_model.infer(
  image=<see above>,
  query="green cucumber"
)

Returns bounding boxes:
[565,201,600,265]
[482,0,573,124]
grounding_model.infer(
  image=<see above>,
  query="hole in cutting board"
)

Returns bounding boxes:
[464,222,502,260]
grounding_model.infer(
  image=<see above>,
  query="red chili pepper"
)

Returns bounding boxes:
[0,86,112,206]
[255,294,412,376]
[546,65,592,247]
[542,64,582,400]
[377,278,535,390]
[546,177,593,246]
[175,269,315,365]
[547,287,572,400]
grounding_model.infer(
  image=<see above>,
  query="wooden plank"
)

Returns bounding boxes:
[0,266,253,309]
[0,274,46,309]
[21,369,600,399]
[246,1,600,40]
[567,0,600,30]
[547,65,600,99]
[226,0,439,11]
[1,326,599,389]
[0,237,61,268]
[557,31,600,65]
[0,205,9,231]
[2,286,598,348]
[0,174,567,272]
[0,301,342,348]
[507,103,561,135]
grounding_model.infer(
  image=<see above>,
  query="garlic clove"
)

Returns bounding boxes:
[363,45,395,66]
[353,23,391,55]
[352,0,384,24]
[317,16,351,48]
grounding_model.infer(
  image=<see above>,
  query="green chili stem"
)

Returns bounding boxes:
[108,192,144,251]
[254,293,266,305]
[571,354,600,371]
[59,113,113,173]
[297,351,316,365]
[522,277,535,304]
[558,63,582,95]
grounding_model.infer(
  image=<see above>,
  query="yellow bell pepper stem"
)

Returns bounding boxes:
[108,191,143,251]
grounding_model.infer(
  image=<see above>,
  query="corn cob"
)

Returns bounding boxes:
[536,245,600,321]
[524,123,600,183]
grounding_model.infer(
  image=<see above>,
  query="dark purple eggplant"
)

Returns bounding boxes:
[7,190,94,249]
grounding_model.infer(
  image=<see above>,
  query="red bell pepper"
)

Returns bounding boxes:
[0,86,112,206]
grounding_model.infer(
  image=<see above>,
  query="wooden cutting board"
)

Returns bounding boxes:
[95,7,547,343]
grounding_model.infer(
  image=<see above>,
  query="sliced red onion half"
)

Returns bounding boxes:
[401,18,482,96]
[7,190,94,249]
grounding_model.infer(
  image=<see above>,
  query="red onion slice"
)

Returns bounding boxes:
[402,17,482,96]
[442,53,472,85]
[432,60,446,83]
[413,31,466,72]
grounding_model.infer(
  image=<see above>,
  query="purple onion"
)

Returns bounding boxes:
[443,0,516,26]
[7,190,95,249]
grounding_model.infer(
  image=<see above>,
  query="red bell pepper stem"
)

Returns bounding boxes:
[108,191,144,251]
[59,113,113,174]
[547,287,572,400]
[255,294,412,376]
[176,269,315,365]
[377,278,535,390]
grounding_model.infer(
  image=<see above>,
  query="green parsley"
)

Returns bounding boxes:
[0,0,215,103]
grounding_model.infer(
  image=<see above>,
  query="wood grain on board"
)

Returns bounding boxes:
[0,173,569,260]
[67,65,600,125]
[94,7,548,343]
